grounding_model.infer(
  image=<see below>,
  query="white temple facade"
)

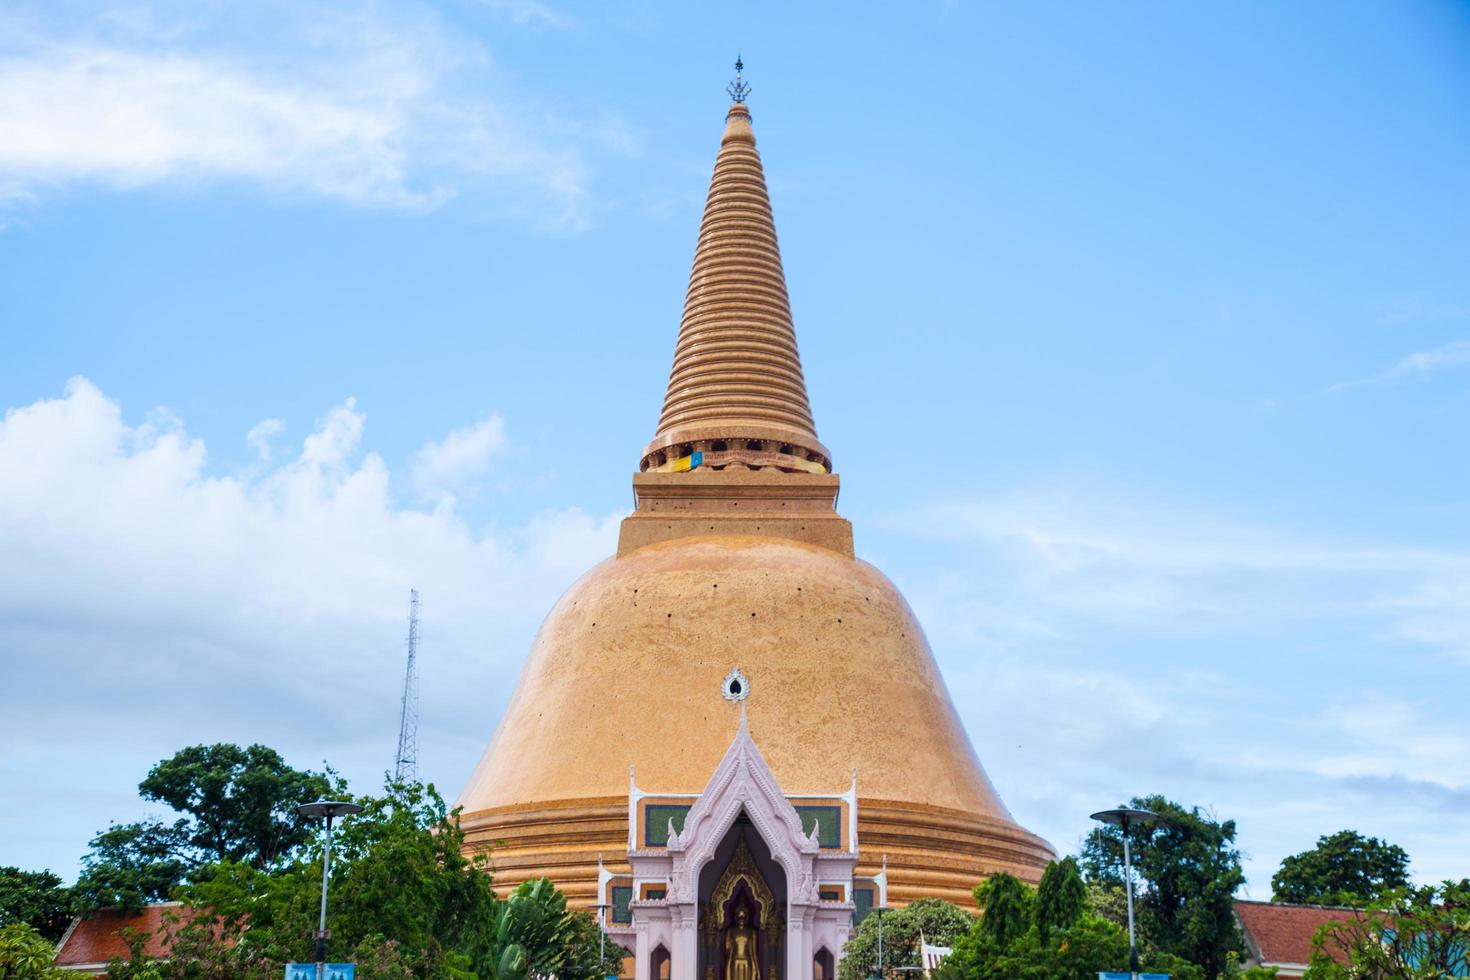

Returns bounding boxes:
[598,707,887,980]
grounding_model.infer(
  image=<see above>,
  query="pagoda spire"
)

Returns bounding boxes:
[640,67,830,475]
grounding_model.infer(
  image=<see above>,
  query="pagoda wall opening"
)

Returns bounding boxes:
[697,811,787,980]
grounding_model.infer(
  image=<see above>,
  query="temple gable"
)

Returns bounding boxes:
[668,707,821,905]
[605,709,862,980]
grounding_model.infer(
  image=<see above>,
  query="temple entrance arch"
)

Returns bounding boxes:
[813,948,834,980]
[652,945,671,980]
[698,812,786,980]
[619,713,857,980]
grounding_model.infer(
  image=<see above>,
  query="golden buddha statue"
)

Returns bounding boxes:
[723,907,759,980]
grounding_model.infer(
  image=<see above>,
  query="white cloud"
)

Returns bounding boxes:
[900,493,1470,655]
[410,415,507,501]
[0,2,603,226]
[245,417,284,461]
[1389,339,1470,376]
[1331,337,1470,390]
[884,489,1470,889]
[0,377,619,879]
[479,0,578,30]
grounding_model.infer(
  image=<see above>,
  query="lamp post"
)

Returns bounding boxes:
[595,903,609,970]
[297,800,364,980]
[873,905,890,980]
[1090,807,1158,980]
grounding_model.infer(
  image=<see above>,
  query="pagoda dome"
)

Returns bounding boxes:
[458,534,1053,906]
[464,535,1004,817]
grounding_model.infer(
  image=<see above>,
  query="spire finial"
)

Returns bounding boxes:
[726,54,750,104]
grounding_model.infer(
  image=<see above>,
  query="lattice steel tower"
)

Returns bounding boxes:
[393,589,420,784]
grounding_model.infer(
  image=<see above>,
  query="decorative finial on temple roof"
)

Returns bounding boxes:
[726,54,750,104]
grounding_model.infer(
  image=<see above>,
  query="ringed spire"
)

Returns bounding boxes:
[640,62,830,475]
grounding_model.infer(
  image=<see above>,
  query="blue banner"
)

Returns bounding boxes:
[285,964,355,980]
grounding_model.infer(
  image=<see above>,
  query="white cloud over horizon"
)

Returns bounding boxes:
[0,1,612,227]
[0,377,619,879]
[883,491,1470,891]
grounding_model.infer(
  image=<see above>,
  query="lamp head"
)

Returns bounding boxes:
[297,800,364,820]
[1089,807,1159,831]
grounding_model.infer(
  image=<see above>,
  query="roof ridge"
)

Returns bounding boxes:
[1236,898,1366,911]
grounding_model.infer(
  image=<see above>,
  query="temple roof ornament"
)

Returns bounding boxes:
[727,55,751,105]
[722,667,751,702]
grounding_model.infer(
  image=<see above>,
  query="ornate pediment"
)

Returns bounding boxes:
[667,706,821,905]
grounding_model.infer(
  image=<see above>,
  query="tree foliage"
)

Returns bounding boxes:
[931,860,1204,980]
[105,777,622,980]
[1081,795,1245,979]
[74,744,332,913]
[1303,878,1470,979]
[0,922,73,980]
[836,898,972,980]
[139,744,332,868]
[73,822,193,913]
[975,874,1031,950]
[1272,831,1411,907]
[0,868,73,943]
[1035,858,1086,944]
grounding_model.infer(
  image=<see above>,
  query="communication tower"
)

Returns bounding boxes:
[393,589,420,783]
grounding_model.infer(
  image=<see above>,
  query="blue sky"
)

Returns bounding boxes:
[2,0,1468,897]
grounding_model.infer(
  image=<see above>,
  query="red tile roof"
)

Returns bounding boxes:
[1235,899,1360,968]
[54,903,194,968]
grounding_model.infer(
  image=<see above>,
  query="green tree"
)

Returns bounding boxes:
[931,861,1205,980]
[0,869,73,943]
[837,898,973,980]
[102,926,179,980]
[73,822,192,912]
[1035,858,1086,944]
[0,922,74,979]
[1081,795,1245,979]
[1271,831,1410,907]
[74,744,332,913]
[137,744,331,868]
[975,874,1032,950]
[1304,878,1470,979]
[108,777,623,980]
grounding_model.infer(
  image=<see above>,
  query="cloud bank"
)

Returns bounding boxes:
[0,377,618,879]
[885,492,1470,890]
[0,2,606,226]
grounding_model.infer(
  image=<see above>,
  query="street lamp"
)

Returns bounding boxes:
[872,905,891,980]
[1090,807,1158,980]
[297,800,364,980]
[595,903,609,970]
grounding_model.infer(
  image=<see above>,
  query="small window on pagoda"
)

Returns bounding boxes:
[645,804,692,847]
[612,885,633,924]
[795,805,842,848]
[853,887,874,925]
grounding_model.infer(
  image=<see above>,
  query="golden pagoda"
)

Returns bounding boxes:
[457,70,1052,977]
